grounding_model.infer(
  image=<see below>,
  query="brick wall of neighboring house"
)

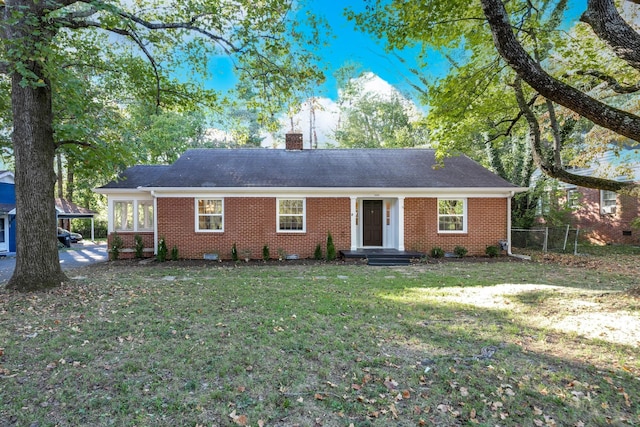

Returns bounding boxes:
[566,187,639,245]
[404,198,508,255]
[106,231,155,259]
[156,197,352,259]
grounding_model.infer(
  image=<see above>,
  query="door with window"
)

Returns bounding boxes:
[362,200,383,246]
[0,217,7,252]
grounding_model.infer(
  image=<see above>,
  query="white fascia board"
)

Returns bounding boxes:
[145,186,529,198]
[93,188,152,196]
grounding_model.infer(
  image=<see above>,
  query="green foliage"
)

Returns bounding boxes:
[453,246,468,257]
[314,243,323,260]
[110,233,123,261]
[430,247,444,258]
[631,217,640,230]
[326,232,336,261]
[171,246,179,261]
[134,235,144,259]
[262,245,270,262]
[157,238,168,263]
[333,71,429,148]
[485,245,500,258]
[231,243,239,262]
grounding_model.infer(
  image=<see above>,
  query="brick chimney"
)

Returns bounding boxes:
[285,132,303,150]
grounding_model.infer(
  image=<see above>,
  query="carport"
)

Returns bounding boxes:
[55,198,97,241]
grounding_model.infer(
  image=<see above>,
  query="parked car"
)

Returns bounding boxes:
[57,227,83,244]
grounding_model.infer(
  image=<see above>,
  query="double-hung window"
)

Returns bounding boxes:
[113,199,153,232]
[196,199,223,231]
[600,190,617,214]
[114,201,134,231]
[137,201,154,231]
[278,198,305,232]
[438,198,467,233]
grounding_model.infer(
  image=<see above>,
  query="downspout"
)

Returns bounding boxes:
[507,191,531,260]
[151,190,158,255]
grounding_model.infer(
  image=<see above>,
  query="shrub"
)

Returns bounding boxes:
[326,232,336,261]
[231,243,238,262]
[314,243,323,260]
[262,245,270,261]
[171,245,179,261]
[110,233,123,261]
[453,246,468,257]
[430,246,444,258]
[157,238,168,262]
[134,234,144,258]
[485,245,499,258]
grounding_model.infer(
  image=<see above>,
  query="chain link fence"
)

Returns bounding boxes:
[511,226,581,254]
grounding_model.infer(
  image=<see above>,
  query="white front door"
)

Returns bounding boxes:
[0,216,7,252]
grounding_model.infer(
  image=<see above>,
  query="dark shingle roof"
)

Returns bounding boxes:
[100,165,170,189]
[100,149,518,189]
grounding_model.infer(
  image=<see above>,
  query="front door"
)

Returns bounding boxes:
[363,200,383,246]
[0,217,7,252]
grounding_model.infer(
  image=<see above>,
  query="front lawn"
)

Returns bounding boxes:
[1,258,638,426]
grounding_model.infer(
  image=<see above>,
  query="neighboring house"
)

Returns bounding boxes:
[95,134,527,259]
[0,171,16,254]
[538,149,640,245]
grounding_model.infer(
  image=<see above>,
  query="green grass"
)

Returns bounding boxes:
[1,259,638,426]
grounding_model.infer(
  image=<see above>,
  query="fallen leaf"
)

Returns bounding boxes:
[460,387,469,397]
[314,393,325,400]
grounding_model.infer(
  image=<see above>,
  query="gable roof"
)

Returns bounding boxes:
[99,148,521,190]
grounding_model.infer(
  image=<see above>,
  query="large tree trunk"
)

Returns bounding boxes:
[6,69,67,291]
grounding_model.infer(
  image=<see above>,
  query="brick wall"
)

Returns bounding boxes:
[565,187,639,244]
[107,196,512,259]
[404,198,508,255]
[156,197,351,259]
[106,231,155,259]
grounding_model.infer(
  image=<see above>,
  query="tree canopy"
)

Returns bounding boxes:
[349,0,640,194]
[0,0,325,291]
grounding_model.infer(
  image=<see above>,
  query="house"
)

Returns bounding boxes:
[95,134,527,260]
[540,149,640,245]
[0,171,16,254]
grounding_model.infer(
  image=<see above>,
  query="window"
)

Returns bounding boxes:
[438,199,466,233]
[197,199,223,231]
[113,200,153,232]
[278,198,305,232]
[137,201,154,231]
[114,201,134,231]
[601,190,617,207]
[600,190,617,214]
[566,189,580,209]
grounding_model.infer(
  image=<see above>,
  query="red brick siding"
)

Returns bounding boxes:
[563,188,640,244]
[156,197,351,259]
[106,232,154,259]
[404,198,508,255]
[107,196,511,259]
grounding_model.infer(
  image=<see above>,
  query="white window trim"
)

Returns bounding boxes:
[111,198,154,233]
[195,198,224,233]
[566,189,580,209]
[437,198,468,234]
[277,198,306,233]
[600,190,617,207]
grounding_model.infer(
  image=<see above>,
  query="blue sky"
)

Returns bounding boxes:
[202,0,588,102]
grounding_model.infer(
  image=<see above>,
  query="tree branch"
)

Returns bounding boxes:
[580,0,640,71]
[513,77,636,193]
[572,70,640,93]
[480,0,640,143]
[55,139,93,149]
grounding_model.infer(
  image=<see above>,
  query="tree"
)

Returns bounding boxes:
[334,70,429,148]
[0,0,324,291]
[349,0,640,194]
